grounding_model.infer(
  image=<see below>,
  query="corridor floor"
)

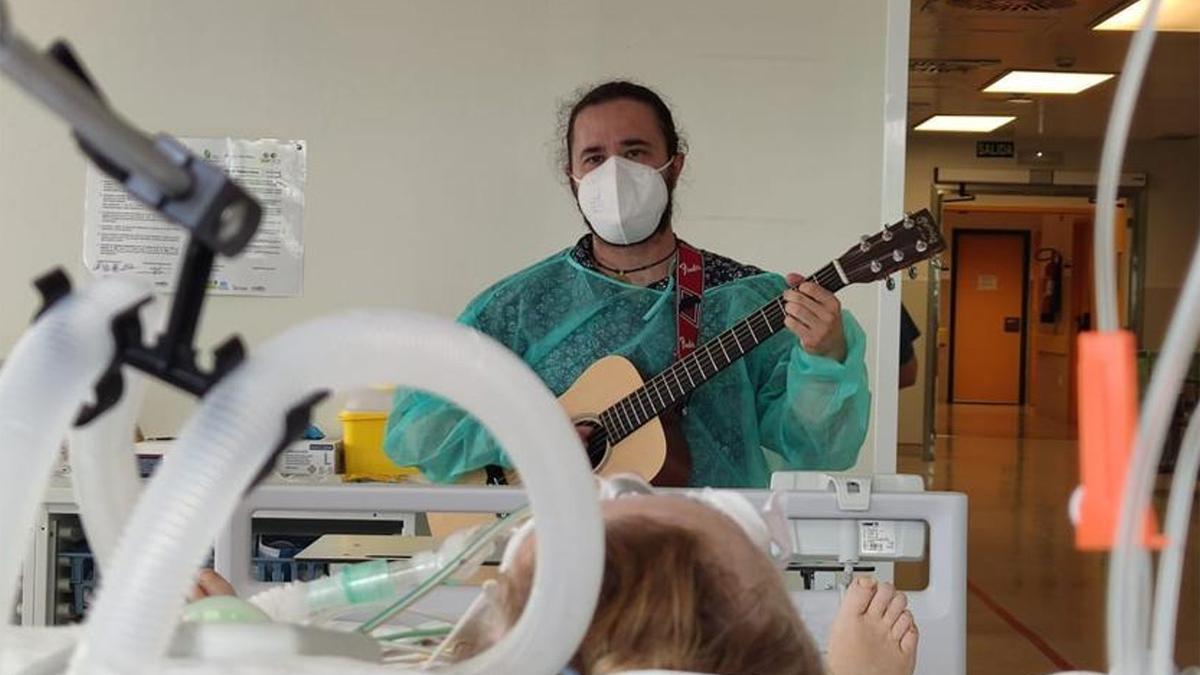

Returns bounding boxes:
[898,404,1199,674]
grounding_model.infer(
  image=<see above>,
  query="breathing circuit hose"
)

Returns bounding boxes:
[71,312,604,675]
[0,277,149,619]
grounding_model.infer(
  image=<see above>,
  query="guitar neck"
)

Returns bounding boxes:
[600,262,846,443]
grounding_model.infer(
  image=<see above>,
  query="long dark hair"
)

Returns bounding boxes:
[560,80,688,171]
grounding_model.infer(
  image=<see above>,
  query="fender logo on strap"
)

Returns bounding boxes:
[675,242,704,361]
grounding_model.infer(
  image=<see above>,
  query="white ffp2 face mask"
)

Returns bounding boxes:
[572,156,673,246]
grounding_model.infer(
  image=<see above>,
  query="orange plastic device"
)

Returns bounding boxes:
[1076,330,1163,550]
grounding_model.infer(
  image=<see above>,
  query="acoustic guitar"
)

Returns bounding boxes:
[427,210,943,532]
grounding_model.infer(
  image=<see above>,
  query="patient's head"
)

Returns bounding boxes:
[452,493,825,675]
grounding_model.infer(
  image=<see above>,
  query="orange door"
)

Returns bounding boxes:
[952,231,1028,403]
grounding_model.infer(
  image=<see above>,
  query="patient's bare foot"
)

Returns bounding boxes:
[827,577,919,675]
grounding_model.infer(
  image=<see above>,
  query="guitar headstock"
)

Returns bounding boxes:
[837,209,944,285]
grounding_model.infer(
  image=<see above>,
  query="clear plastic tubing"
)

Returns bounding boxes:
[0,276,149,620]
[1108,207,1200,675]
[67,365,149,571]
[249,527,489,624]
[1093,0,1163,334]
[1150,402,1200,674]
[1091,0,1167,671]
[72,311,604,675]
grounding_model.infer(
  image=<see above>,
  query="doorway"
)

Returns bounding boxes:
[911,180,1145,456]
[949,230,1030,405]
[933,203,1124,425]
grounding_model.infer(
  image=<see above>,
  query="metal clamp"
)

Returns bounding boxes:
[6,14,264,423]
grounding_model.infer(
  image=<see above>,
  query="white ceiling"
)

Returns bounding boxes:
[909,0,1199,140]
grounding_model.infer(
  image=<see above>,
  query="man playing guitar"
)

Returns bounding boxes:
[384,81,870,488]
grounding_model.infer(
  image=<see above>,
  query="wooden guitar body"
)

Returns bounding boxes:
[440,355,691,487]
[561,355,691,486]
[426,356,691,536]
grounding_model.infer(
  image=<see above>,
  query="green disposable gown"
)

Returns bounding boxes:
[384,248,871,487]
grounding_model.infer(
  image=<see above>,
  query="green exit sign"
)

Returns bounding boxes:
[977,140,1015,158]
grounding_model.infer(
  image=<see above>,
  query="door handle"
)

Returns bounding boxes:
[1004,317,1021,333]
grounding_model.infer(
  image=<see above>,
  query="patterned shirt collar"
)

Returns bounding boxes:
[570,235,673,290]
[569,235,766,292]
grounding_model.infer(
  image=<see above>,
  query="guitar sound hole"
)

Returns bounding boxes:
[578,420,609,469]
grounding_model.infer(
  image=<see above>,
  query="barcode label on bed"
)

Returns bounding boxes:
[859,521,897,555]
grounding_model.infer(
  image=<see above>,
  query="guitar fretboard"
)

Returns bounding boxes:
[599,262,846,443]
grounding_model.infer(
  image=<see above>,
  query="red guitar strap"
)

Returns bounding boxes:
[675,241,704,361]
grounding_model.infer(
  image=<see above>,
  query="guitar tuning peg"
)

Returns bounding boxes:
[916,240,929,253]
[886,277,896,291]
[908,266,919,280]
[903,213,915,229]
[881,229,894,242]
[859,235,871,252]
[870,260,883,274]
[892,250,905,262]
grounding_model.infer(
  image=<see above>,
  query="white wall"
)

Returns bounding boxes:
[0,0,907,473]
[899,134,1200,444]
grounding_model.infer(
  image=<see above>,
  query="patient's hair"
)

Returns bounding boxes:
[451,513,825,675]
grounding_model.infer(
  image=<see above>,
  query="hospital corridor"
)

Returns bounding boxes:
[901,403,1200,674]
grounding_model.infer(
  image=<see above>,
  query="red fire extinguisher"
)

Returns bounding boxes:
[1036,248,1063,324]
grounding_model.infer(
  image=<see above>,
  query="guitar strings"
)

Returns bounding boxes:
[604,311,780,439]
[605,264,847,439]
[604,296,791,440]
[649,299,787,398]
[600,231,936,440]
